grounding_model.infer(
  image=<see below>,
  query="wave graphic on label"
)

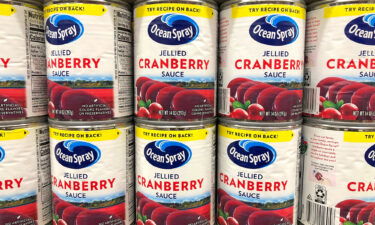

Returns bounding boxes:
[148,13,199,45]
[0,147,5,162]
[250,14,299,46]
[45,14,84,45]
[55,140,101,169]
[144,140,192,169]
[345,14,375,45]
[365,144,375,167]
[227,140,277,169]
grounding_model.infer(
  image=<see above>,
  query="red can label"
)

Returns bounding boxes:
[304,4,375,121]
[45,3,133,121]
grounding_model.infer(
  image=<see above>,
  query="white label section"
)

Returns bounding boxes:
[219,6,305,87]
[300,126,375,225]
[0,125,51,225]
[0,4,47,117]
[135,126,216,223]
[134,5,218,83]
[45,4,132,117]
[50,127,130,204]
[217,125,300,224]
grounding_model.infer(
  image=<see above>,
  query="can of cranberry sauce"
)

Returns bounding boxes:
[299,118,375,225]
[45,0,133,121]
[218,0,306,122]
[303,0,375,122]
[0,117,51,225]
[0,0,47,120]
[217,118,302,225]
[134,0,218,122]
[49,117,135,225]
[135,118,216,225]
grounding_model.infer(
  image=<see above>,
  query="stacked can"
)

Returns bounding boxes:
[0,0,52,225]
[217,0,305,225]
[44,0,135,225]
[299,1,375,225]
[133,0,218,224]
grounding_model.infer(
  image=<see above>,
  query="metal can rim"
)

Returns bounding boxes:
[221,0,306,11]
[0,116,47,129]
[134,0,218,10]
[49,117,133,130]
[307,0,373,11]
[304,117,375,131]
[219,117,301,130]
[135,117,216,130]
[0,0,43,8]
[44,0,131,9]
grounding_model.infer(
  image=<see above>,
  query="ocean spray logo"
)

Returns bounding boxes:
[0,147,5,163]
[345,14,375,45]
[144,140,192,169]
[365,144,375,167]
[227,140,276,169]
[45,14,84,45]
[148,13,199,45]
[55,140,101,169]
[250,14,299,46]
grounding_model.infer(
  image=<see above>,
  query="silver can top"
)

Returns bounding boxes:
[221,0,306,10]
[134,0,218,10]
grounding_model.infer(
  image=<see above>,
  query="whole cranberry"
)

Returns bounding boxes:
[340,103,359,120]
[217,216,227,225]
[138,107,151,118]
[136,219,145,225]
[57,219,67,225]
[53,220,57,225]
[321,108,342,120]
[227,217,239,225]
[231,108,248,120]
[319,96,326,112]
[149,103,163,119]
[247,104,265,121]
[145,219,157,225]
[230,97,235,103]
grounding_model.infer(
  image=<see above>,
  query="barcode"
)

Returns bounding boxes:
[219,87,230,114]
[305,200,339,225]
[303,87,320,114]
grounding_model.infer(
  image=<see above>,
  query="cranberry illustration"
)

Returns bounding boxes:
[368,94,375,120]
[257,87,286,121]
[62,206,87,225]
[247,211,291,225]
[231,108,248,120]
[166,211,208,225]
[138,198,152,213]
[363,223,374,225]
[220,195,234,210]
[224,200,245,216]
[217,216,227,225]
[48,101,56,119]
[140,80,158,101]
[172,90,214,120]
[273,90,301,120]
[55,201,72,218]
[339,217,347,223]
[321,108,342,120]
[348,202,371,223]
[319,97,326,112]
[149,103,163,119]
[227,78,252,97]
[142,202,162,219]
[247,104,265,120]
[315,172,323,181]
[352,86,375,119]
[235,81,258,102]
[145,83,170,102]
[151,207,178,225]
[138,107,150,118]
[136,77,152,95]
[227,217,239,225]
[336,82,366,103]
[136,219,144,225]
[243,83,272,104]
[336,199,365,218]
[53,220,58,225]
[50,85,70,108]
[327,80,353,102]
[320,96,326,102]
[156,86,184,117]
[75,210,122,225]
[230,97,235,103]
[233,206,260,225]
[317,77,346,98]
[57,219,68,225]
[358,204,375,222]
[340,103,359,120]
[145,219,157,225]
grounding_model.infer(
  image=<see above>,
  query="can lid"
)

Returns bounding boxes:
[1,0,43,7]
[219,117,302,129]
[49,117,133,128]
[221,0,306,10]
[134,0,218,9]
[0,116,47,128]
[307,0,369,10]
[43,0,131,8]
[135,117,216,128]
[304,117,375,130]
